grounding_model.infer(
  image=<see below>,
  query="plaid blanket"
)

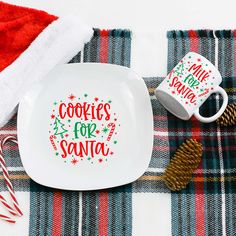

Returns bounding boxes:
[166,30,236,236]
[0,29,236,236]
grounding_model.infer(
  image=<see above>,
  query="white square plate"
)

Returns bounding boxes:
[18,63,153,190]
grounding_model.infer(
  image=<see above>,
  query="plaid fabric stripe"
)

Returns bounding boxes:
[132,77,171,193]
[29,186,80,235]
[82,29,131,67]
[29,28,132,236]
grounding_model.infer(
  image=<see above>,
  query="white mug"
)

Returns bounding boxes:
[155,52,228,123]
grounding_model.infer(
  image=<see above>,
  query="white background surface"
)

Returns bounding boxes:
[3,1,236,235]
[5,0,236,77]
[5,0,236,30]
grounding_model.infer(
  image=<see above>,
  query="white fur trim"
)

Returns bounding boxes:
[0,15,93,127]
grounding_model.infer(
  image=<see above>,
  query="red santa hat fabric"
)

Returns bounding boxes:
[0,2,93,127]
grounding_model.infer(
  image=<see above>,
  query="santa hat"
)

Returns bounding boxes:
[0,2,93,127]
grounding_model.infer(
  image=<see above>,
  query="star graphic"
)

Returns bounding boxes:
[108,100,112,103]
[51,114,55,119]
[53,102,57,106]
[55,152,59,156]
[71,158,78,165]
[98,158,103,163]
[114,118,117,121]
[110,151,114,155]
[102,127,109,133]
[84,94,88,97]
[114,140,117,144]
[65,134,69,138]
[95,130,100,134]
[68,94,76,100]
[94,97,99,102]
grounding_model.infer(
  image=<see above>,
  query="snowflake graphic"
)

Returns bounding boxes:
[102,127,109,133]
[68,94,76,100]
[71,158,78,165]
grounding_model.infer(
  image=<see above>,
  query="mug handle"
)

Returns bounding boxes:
[193,86,228,123]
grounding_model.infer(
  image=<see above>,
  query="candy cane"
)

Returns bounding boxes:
[0,136,23,220]
[107,123,116,141]
[198,88,209,97]
[0,214,15,224]
[49,135,57,150]
[0,195,18,216]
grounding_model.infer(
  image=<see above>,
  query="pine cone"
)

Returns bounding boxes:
[217,102,236,127]
[163,139,202,191]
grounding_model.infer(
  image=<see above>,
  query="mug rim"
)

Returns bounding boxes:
[155,89,191,120]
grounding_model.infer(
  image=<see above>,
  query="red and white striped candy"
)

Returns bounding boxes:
[49,135,57,150]
[107,123,116,141]
[0,213,15,224]
[0,135,23,223]
[0,195,18,216]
